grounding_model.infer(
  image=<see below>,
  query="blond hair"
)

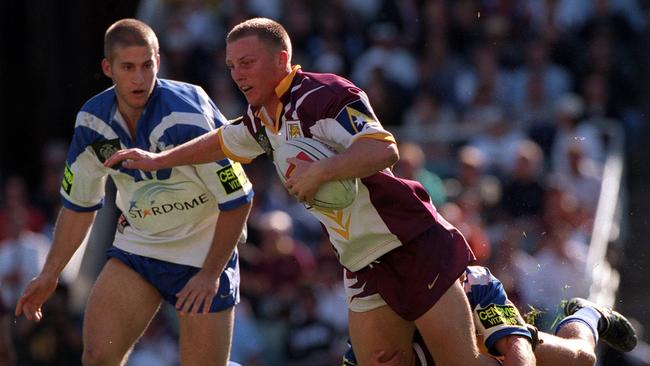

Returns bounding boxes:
[104,18,159,61]
[227,17,292,61]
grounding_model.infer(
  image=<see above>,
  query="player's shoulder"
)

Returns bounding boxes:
[293,69,365,117]
[156,78,211,113]
[299,69,359,94]
[80,86,116,118]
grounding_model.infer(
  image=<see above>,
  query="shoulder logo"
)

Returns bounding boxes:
[476,303,524,329]
[91,139,121,165]
[335,99,379,135]
[217,163,248,194]
[61,163,74,195]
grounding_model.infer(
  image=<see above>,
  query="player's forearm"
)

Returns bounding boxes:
[40,207,96,278]
[318,138,399,182]
[201,201,252,275]
[160,130,225,168]
[498,336,536,366]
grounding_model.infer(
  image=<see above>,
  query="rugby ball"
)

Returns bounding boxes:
[274,137,358,209]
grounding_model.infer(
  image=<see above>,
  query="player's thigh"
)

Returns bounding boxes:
[178,306,235,366]
[83,258,162,360]
[348,305,416,366]
[415,280,498,366]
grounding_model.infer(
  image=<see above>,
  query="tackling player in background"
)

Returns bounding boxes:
[344,266,637,365]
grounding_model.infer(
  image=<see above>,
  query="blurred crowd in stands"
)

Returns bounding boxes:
[1,0,649,365]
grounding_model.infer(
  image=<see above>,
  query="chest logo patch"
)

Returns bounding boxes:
[286,121,303,139]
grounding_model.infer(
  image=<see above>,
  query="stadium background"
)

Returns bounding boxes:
[1,0,649,365]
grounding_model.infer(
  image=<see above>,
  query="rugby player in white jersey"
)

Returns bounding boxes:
[15,19,253,366]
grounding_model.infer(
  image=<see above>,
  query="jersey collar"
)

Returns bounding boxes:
[261,65,301,134]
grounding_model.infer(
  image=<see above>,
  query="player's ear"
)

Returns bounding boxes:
[155,53,161,72]
[101,58,112,78]
[277,50,289,68]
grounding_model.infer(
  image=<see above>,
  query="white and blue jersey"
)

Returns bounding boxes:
[61,79,253,268]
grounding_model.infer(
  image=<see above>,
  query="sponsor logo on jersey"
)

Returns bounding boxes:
[91,139,121,163]
[217,163,248,194]
[335,99,379,134]
[254,127,273,158]
[286,121,303,139]
[62,163,74,195]
[127,181,210,219]
[476,303,523,329]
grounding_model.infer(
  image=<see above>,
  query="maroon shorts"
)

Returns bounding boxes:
[345,222,475,321]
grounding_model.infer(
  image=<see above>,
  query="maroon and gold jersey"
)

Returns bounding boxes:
[218,66,450,271]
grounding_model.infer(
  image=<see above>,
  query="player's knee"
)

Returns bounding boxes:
[574,348,597,366]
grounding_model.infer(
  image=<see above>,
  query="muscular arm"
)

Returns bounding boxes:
[202,200,252,277]
[16,207,96,321]
[318,138,399,181]
[175,200,252,314]
[41,207,96,278]
[104,129,227,171]
[286,138,398,202]
[495,335,536,366]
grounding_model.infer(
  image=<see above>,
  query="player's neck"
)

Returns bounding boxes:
[261,98,280,124]
[117,105,142,139]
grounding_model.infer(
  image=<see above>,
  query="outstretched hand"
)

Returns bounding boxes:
[15,274,58,322]
[104,148,162,171]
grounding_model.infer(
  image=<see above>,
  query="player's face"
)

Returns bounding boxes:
[226,35,287,109]
[102,45,159,114]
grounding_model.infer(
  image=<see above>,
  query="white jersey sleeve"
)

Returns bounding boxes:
[61,111,116,211]
[216,110,266,163]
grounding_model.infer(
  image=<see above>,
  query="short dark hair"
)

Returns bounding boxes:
[226,17,292,61]
[104,18,159,61]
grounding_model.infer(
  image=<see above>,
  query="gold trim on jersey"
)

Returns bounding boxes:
[352,132,396,144]
[217,128,253,163]
[316,207,351,240]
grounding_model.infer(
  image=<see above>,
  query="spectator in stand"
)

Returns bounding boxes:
[445,145,502,222]
[520,221,590,331]
[553,141,603,219]
[285,286,339,366]
[393,141,447,207]
[550,93,604,176]
[499,140,547,230]
[0,204,49,309]
[466,106,528,176]
[508,36,572,117]
[0,175,46,241]
[0,293,15,366]
[34,140,68,239]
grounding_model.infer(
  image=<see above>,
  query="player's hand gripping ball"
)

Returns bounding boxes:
[274,137,358,209]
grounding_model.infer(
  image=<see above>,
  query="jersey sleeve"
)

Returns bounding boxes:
[216,111,265,163]
[170,87,255,211]
[61,111,113,212]
[194,159,254,211]
[309,88,395,150]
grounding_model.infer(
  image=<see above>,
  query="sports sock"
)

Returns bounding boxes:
[554,306,601,343]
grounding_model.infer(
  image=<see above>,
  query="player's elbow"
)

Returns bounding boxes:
[574,348,597,366]
[387,143,400,167]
